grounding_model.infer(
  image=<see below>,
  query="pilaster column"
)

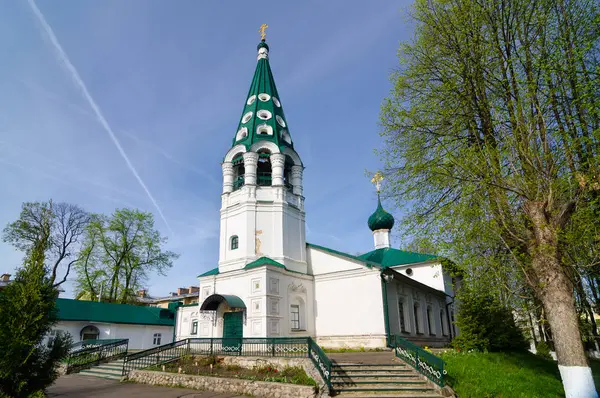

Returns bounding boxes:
[270,153,285,186]
[243,152,259,186]
[222,162,234,193]
[291,165,304,196]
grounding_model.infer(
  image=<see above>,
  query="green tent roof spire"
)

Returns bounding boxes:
[231,34,293,149]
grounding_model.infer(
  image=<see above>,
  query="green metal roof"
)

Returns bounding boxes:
[359,248,439,268]
[200,294,246,311]
[198,267,219,278]
[244,256,286,270]
[306,243,379,268]
[368,196,395,231]
[55,298,175,326]
[232,39,293,150]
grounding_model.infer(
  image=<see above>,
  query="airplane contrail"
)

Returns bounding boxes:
[26,0,173,235]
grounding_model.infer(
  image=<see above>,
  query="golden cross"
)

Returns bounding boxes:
[259,24,269,41]
[371,171,384,193]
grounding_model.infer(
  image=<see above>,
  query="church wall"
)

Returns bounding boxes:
[313,268,386,348]
[385,280,451,348]
[391,262,449,293]
[307,246,365,275]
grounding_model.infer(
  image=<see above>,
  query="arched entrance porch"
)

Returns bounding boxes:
[199,294,247,346]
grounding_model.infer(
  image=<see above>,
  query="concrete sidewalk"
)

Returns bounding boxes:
[47,375,248,398]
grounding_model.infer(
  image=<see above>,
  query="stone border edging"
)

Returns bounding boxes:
[128,369,317,398]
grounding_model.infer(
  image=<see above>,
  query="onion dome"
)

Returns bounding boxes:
[368,196,395,231]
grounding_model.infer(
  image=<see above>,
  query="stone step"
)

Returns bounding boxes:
[332,381,428,387]
[332,370,416,376]
[332,375,421,380]
[78,369,122,380]
[334,386,436,394]
[333,393,442,398]
[333,363,407,367]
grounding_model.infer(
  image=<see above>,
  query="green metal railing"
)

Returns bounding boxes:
[389,334,446,386]
[66,339,128,374]
[257,172,272,186]
[122,337,333,389]
[308,337,332,390]
[233,176,245,190]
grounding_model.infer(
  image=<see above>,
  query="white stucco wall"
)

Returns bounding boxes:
[51,321,173,350]
[391,262,453,294]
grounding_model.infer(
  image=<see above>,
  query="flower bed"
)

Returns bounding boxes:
[148,355,317,387]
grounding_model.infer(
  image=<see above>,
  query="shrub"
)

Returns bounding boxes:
[535,341,553,360]
[452,287,528,352]
[0,214,71,397]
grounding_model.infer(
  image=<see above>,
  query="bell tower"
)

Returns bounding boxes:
[218,32,307,274]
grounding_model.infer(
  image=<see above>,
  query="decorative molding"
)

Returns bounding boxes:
[288,282,307,294]
[199,310,217,326]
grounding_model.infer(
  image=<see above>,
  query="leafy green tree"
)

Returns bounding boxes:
[452,286,528,352]
[0,203,71,397]
[3,201,90,287]
[380,0,600,392]
[75,208,178,303]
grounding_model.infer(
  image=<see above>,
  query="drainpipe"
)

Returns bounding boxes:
[380,272,391,347]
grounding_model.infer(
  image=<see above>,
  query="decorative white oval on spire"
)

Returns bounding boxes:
[247,95,256,105]
[276,115,286,128]
[242,112,253,124]
[257,110,272,120]
[256,124,273,136]
[272,97,281,107]
[236,127,248,141]
[258,47,269,60]
[258,93,271,102]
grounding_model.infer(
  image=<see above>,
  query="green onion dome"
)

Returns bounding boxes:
[368,196,395,231]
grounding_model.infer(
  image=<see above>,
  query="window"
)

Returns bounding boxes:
[191,320,198,335]
[231,235,239,250]
[291,305,300,330]
[440,309,447,336]
[406,268,413,276]
[413,303,422,334]
[257,149,272,186]
[153,333,162,345]
[398,299,407,333]
[427,306,435,335]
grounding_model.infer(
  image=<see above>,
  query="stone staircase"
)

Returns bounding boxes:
[329,361,444,397]
[78,359,124,380]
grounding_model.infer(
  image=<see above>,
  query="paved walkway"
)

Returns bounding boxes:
[47,375,248,398]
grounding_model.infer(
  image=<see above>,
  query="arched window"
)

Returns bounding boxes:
[398,298,408,333]
[427,305,435,335]
[413,303,422,334]
[80,325,100,341]
[290,297,306,331]
[232,154,245,191]
[440,309,447,336]
[230,236,239,250]
[283,156,294,191]
[257,149,272,186]
[191,320,198,335]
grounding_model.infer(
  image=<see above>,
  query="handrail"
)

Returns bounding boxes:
[122,339,188,375]
[389,334,446,386]
[66,338,129,374]
[308,337,332,390]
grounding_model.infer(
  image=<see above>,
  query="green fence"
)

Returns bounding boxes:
[389,334,446,386]
[66,339,129,374]
[122,337,332,389]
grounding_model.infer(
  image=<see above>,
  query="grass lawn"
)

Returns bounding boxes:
[147,356,317,387]
[440,350,600,398]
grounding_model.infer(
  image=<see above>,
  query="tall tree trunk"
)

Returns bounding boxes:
[526,201,596,397]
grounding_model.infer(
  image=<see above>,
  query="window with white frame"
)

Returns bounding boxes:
[414,303,422,334]
[291,305,300,330]
[153,333,162,345]
[191,320,198,335]
[440,309,447,336]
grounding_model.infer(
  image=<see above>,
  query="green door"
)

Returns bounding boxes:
[223,311,243,353]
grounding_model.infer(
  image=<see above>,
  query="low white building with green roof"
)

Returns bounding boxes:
[175,34,459,349]
[50,298,175,350]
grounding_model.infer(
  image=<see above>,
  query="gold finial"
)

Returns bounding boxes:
[371,171,384,193]
[259,24,269,41]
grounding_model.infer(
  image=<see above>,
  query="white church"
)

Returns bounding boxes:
[175,35,458,349]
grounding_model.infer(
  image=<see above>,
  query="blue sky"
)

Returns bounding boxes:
[0,0,415,298]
